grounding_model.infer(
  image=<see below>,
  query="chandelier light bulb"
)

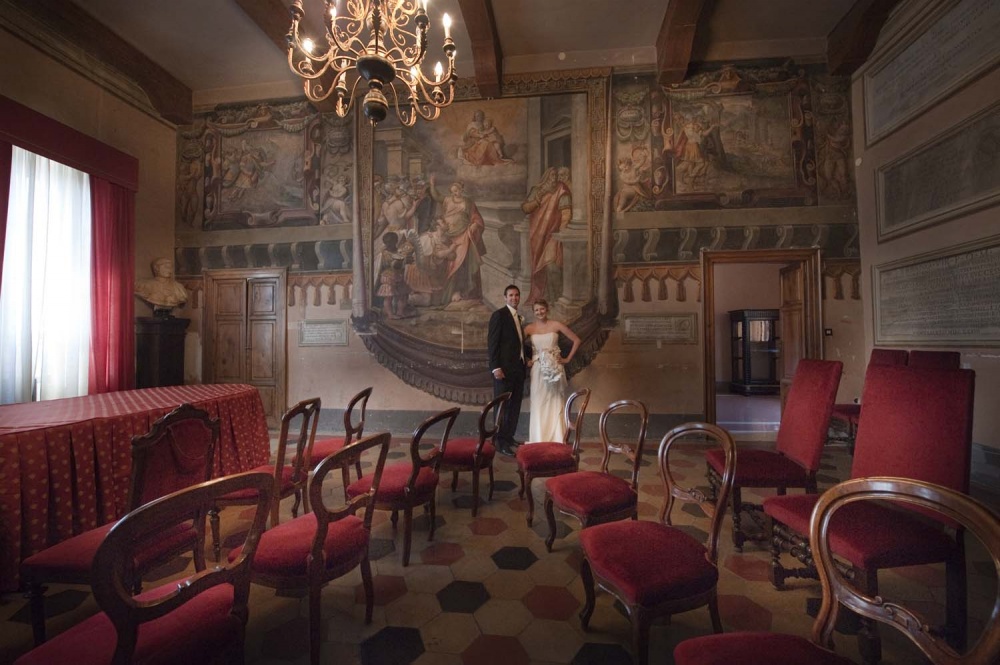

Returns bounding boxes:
[442,12,451,39]
[302,37,315,54]
[434,61,443,82]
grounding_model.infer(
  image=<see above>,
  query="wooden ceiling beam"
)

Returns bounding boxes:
[457,0,503,98]
[16,0,192,125]
[826,0,902,75]
[656,0,708,87]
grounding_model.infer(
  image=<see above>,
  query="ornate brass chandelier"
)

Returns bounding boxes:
[286,0,457,126]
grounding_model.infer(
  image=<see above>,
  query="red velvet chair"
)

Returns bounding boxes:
[347,408,459,566]
[439,392,510,516]
[516,388,591,526]
[908,350,961,369]
[829,348,907,452]
[706,359,842,550]
[15,471,274,665]
[675,477,1000,665]
[765,365,975,664]
[543,399,649,552]
[20,403,219,645]
[232,432,391,665]
[580,423,737,665]
[210,397,319,561]
[307,387,372,501]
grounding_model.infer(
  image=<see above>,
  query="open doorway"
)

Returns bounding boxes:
[701,249,823,427]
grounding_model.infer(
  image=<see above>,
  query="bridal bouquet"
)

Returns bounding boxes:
[536,349,566,384]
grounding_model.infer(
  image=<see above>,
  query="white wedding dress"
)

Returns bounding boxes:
[529,332,567,443]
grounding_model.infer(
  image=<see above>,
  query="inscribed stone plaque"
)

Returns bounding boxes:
[623,314,698,344]
[874,237,1000,346]
[864,0,1000,144]
[298,320,348,346]
[877,101,1000,241]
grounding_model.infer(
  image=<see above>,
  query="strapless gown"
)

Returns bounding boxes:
[528,332,567,443]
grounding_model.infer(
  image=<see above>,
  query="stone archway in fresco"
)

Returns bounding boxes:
[354,70,617,404]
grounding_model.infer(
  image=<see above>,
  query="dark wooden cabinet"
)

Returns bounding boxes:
[729,309,779,395]
[135,317,189,388]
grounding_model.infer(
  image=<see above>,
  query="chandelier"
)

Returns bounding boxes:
[286,0,458,126]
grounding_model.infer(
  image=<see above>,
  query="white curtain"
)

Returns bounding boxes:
[0,146,92,404]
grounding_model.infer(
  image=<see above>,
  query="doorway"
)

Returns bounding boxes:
[701,249,823,426]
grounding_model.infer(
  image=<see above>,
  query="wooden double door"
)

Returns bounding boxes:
[203,268,286,427]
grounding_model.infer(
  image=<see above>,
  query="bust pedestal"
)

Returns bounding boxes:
[135,316,190,388]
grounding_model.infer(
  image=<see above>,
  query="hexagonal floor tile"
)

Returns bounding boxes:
[482,569,536,601]
[361,625,425,664]
[421,542,465,566]
[259,615,310,660]
[468,517,507,536]
[723,553,771,582]
[461,634,530,665]
[531,518,573,541]
[385,591,443,628]
[420,612,481,654]
[437,580,490,613]
[571,642,633,665]
[718,593,772,632]
[449,552,498,581]
[490,546,538,571]
[522,585,580,620]
[473,598,533,636]
[492,480,518,493]
[369,537,396,561]
[405,564,455,594]
[518,618,584,663]
[355,574,408,606]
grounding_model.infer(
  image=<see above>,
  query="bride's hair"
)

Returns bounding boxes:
[533,299,549,309]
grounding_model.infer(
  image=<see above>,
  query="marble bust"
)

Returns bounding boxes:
[135,257,188,314]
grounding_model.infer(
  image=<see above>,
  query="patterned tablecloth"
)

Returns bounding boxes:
[0,384,271,591]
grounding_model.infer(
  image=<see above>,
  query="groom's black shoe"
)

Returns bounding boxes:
[496,438,517,457]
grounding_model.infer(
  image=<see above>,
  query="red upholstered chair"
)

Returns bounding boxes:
[232,432,391,665]
[675,477,1000,665]
[516,388,591,526]
[306,387,372,501]
[348,408,459,566]
[21,403,219,645]
[543,399,649,552]
[706,359,842,550]
[580,423,737,665]
[908,350,961,369]
[210,397,319,561]
[765,365,976,664]
[439,392,510,516]
[830,348,907,452]
[15,471,274,665]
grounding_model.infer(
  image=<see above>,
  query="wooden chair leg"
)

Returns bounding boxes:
[341,466,352,502]
[451,470,459,492]
[517,468,526,498]
[309,573,321,665]
[291,491,301,519]
[769,517,786,589]
[354,461,363,481]
[525,475,536,527]
[579,557,596,630]
[209,506,222,562]
[708,592,723,632]
[361,557,375,623]
[632,608,651,665]
[26,583,46,646]
[471,469,481,517]
[544,491,557,552]
[390,509,399,529]
[731,485,745,551]
[428,495,437,541]
[402,507,413,567]
[487,463,495,501]
[855,567,882,665]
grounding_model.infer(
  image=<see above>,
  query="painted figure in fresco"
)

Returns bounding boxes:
[321,173,351,225]
[405,176,435,234]
[404,217,457,306]
[820,119,851,199]
[376,177,412,235]
[460,110,512,166]
[376,232,415,319]
[178,148,203,227]
[429,176,487,303]
[522,167,572,305]
[488,284,529,456]
[225,139,275,202]
[665,114,727,188]
[614,149,652,213]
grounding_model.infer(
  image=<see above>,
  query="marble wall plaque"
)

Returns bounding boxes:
[298,320,349,346]
[864,0,1000,144]
[874,237,1000,346]
[623,314,698,344]
[877,101,1000,241]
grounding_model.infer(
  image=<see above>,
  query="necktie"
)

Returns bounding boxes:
[512,309,524,361]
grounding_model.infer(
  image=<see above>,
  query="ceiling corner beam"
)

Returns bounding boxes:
[22,0,192,125]
[826,0,902,76]
[655,0,707,87]
[457,0,503,98]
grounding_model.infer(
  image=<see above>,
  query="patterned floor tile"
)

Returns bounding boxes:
[518,619,585,663]
[420,612,480,654]
[522,585,580,620]
[492,546,538,570]
[473,598,534,636]
[360,626,425,665]
[385,592,443,628]
[421,542,465,566]
[462,634,530,665]
[570,642,632,665]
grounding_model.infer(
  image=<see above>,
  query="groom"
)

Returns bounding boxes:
[487,284,528,456]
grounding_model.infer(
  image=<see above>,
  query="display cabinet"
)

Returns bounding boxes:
[729,309,779,395]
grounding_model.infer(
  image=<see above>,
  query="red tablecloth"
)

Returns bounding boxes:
[0,384,271,591]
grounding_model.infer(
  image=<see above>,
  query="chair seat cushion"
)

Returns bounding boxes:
[546,471,636,517]
[673,632,852,665]
[14,581,240,665]
[706,448,811,487]
[309,436,348,465]
[230,513,367,577]
[21,521,196,578]
[580,521,717,606]
[516,442,576,473]
[764,494,958,569]
[831,403,861,422]
[441,437,495,466]
[347,463,438,503]
[219,464,297,500]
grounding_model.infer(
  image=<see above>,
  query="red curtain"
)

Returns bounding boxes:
[89,177,135,393]
[0,141,11,295]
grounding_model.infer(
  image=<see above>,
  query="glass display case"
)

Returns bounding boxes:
[729,309,779,395]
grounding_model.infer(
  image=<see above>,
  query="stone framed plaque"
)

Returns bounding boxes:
[298,319,349,347]
[876,101,1000,241]
[873,236,1000,346]
[864,0,1000,145]
[623,313,698,344]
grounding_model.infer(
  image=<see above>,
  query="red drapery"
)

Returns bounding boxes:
[89,177,136,393]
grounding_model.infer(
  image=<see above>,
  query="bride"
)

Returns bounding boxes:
[524,299,581,443]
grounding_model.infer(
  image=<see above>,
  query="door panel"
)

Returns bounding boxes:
[214,321,245,382]
[779,263,805,382]
[249,321,276,380]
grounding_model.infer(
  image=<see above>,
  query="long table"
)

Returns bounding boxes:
[0,384,271,591]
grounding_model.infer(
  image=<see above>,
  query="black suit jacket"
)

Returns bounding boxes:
[488,306,528,376]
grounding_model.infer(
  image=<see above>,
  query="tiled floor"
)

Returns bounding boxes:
[2,435,997,665]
